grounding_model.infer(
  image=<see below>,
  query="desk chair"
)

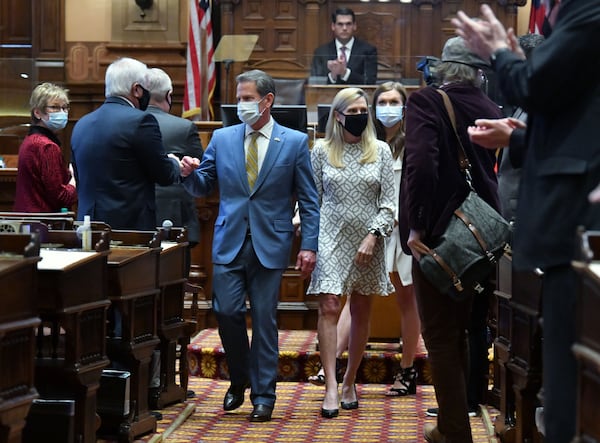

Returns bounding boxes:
[273,78,307,105]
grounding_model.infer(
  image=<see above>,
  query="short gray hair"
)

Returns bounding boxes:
[29,82,69,123]
[146,68,173,101]
[105,57,149,98]
[235,69,276,98]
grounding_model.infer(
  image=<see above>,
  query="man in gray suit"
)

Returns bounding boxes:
[146,67,203,270]
[145,68,204,407]
[180,70,319,422]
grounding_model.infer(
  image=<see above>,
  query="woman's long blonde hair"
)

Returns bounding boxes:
[322,87,379,168]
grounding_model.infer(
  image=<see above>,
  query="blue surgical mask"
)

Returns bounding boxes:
[376,105,404,128]
[237,98,264,126]
[44,111,68,131]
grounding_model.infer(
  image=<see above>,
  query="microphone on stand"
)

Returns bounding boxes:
[162,219,173,239]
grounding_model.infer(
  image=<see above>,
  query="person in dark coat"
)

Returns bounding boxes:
[310,7,377,85]
[453,2,600,441]
[399,36,503,442]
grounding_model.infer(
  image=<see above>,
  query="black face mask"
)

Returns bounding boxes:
[137,85,150,111]
[166,93,172,112]
[341,113,369,137]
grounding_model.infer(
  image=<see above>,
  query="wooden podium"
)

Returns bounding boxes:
[0,234,41,443]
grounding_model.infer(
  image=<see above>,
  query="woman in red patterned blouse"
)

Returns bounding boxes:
[14,82,77,212]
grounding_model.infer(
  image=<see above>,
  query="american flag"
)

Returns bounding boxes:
[528,0,546,34]
[183,0,215,119]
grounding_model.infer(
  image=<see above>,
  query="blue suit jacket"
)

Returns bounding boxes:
[182,121,319,269]
[71,97,180,230]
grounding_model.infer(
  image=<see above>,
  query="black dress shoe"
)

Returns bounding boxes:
[320,407,339,419]
[248,404,273,422]
[223,382,249,411]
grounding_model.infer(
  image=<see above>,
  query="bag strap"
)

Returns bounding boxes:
[436,88,472,176]
[426,246,465,292]
[420,89,491,291]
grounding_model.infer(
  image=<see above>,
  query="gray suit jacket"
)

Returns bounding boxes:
[147,106,203,243]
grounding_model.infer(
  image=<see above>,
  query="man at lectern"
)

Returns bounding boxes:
[310,7,378,85]
[179,70,320,422]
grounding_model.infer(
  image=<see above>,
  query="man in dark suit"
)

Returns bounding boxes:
[310,7,377,85]
[71,57,181,230]
[146,67,203,269]
[454,2,600,441]
[180,70,320,422]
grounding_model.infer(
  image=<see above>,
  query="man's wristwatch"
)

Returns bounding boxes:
[369,228,382,238]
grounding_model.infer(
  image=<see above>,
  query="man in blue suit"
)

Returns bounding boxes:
[180,70,320,422]
[71,57,181,230]
[310,7,378,85]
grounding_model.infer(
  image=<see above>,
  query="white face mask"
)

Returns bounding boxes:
[237,98,264,126]
[376,105,404,128]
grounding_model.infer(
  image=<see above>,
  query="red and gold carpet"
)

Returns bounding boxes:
[124,329,499,442]
[188,328,432,385]
[139,379,497,442]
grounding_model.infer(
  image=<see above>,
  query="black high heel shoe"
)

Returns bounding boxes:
[386,366,417,397]
[341,384,358,410]
[320,407,339,418]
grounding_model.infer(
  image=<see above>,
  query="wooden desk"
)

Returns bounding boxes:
[0,239,41,443]
[491,250,545,443]
[153,228,189,408]
[110,228,190,409]
[99,237,161,442]
[34,244,111,443]
[0,169,17,212]
[492,253,516,440]
[572,230,600,442]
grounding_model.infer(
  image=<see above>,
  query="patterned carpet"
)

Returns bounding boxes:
[188,328,432,385]
[138,379,498,442]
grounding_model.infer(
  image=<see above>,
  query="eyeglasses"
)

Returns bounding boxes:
[46,105,70,112]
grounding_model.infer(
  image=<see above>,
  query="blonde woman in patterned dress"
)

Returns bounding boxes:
[307,87,395,418]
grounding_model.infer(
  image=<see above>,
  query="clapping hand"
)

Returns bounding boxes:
[468,117,526,149]
[327,55,347,78]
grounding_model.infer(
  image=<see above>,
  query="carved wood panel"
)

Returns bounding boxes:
[0,0,32,58]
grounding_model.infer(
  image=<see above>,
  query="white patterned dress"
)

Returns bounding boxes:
[307,139,396,296]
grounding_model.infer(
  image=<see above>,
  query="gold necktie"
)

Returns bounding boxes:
[246,132,259,190]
